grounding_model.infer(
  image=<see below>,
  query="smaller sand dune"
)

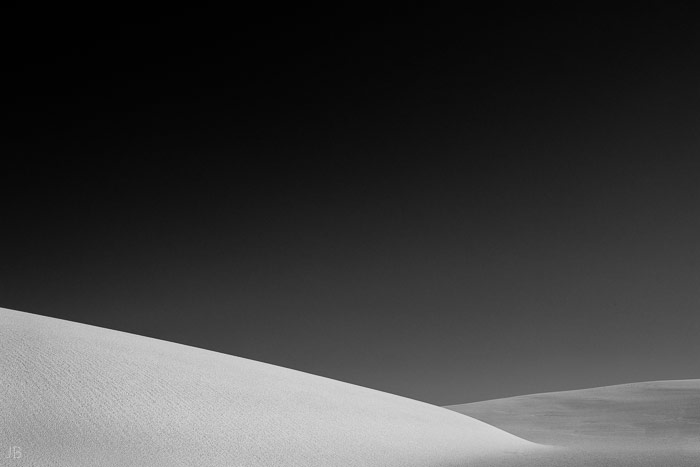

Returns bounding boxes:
[446,381,700,466]
[448,380,700,450]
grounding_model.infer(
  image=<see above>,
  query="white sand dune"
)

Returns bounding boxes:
[9,305,697,467]
[448,381,700,466]
[0,307,539,466]
[448,380,700,449]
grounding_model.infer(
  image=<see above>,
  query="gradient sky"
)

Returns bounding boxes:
[3,10,700,405]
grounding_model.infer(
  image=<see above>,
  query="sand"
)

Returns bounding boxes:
[4,306,698,466]
[448,380,700,448]
[0,307,540,466]
[448,380,700,466]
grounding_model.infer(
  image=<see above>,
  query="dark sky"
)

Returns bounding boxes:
[3,9,700,405]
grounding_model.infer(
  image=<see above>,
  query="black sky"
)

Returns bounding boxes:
[3,9,700,405]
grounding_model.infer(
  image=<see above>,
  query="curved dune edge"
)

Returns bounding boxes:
[0,307,544,467]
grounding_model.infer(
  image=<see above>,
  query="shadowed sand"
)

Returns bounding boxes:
[448,381,700,466]
[0,307,541,466]
[448,380,700,448]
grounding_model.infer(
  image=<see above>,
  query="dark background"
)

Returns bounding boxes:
[3,8,700,405]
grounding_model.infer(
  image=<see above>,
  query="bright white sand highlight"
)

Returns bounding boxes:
[0,307,539,466]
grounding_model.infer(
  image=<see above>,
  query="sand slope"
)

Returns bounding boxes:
[448,380,700,449]
[0,307,538,467]
[447,381,700,466]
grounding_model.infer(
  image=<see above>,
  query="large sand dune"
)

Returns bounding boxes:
[0,307,538,466]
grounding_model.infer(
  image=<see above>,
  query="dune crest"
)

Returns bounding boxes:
[0,307,539,466]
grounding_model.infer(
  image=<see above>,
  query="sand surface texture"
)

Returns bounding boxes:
[0,307,538,466]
